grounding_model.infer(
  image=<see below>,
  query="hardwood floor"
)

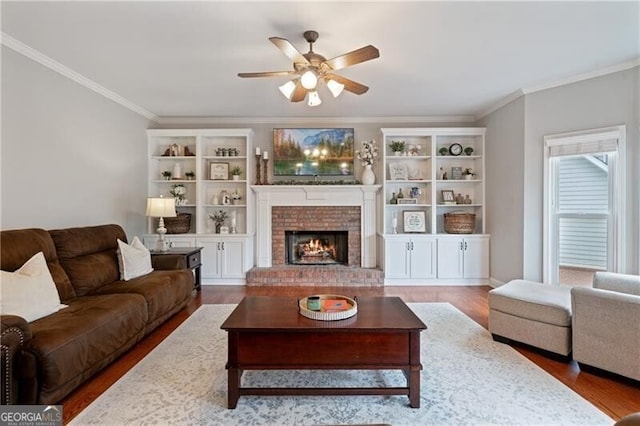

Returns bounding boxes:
[60,285,640,424]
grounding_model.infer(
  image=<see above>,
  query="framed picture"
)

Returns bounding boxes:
[398,198,418,205]
[441,190,455,203]
[388,162,408,180]
[272,128,354,176]
[210,162,229,180]
[403,210,426,233]
[451,166,463,180]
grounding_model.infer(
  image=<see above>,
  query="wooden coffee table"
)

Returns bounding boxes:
[220,296,427,408]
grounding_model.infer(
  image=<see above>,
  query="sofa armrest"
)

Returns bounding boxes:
[593,271,640,296]
[1,315,33,404]
[152,254,187,271]
[571,287,640,380]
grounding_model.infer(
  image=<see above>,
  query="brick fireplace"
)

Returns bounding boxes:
[273,206,360,266]
[252,185,381,268]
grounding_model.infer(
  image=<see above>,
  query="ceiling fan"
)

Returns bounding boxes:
[238,30,380,106]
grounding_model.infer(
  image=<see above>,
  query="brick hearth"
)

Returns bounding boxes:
[246,265,384,286]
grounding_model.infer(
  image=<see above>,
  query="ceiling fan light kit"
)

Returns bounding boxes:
[238,30,379,107]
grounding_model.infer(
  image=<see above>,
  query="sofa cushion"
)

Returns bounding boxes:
[0,252,67,322]
[49,224,126,296]
[488,279,572,326]
[117,237,153,281]
[27,293,148,404]
[0,229,75,301]
[91,269,193,332]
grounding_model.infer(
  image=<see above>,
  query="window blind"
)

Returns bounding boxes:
[548,138,618,157]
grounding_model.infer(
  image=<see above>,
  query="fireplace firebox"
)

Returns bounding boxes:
[285,231,348,265]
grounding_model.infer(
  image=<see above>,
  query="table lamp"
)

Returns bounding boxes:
[145,196,176,251]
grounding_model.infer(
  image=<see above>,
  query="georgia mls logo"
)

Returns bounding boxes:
[0,405,62,426]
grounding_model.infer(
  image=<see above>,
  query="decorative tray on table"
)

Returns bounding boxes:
[298,294,358,321]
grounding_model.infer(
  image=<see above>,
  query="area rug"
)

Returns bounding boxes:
[70,303,612,425]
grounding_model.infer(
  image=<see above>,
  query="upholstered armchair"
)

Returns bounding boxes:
[571,272,640,381]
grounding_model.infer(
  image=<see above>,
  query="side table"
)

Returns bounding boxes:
[150,247,203,291]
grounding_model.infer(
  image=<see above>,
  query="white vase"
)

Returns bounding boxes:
[362,164,375,185]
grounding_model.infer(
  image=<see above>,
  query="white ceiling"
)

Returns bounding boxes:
[2,1,639,121]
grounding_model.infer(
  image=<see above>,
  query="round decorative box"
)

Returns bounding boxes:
[298,294,358,321]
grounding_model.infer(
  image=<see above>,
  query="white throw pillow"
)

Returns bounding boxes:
[0,251,67,322]
[117,236,153,281]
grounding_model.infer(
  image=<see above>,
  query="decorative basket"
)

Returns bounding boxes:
[444,212,476,234]
[164,213,191,234]
[298,294,358,321]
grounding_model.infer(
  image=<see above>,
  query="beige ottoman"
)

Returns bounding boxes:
[488,279,573,358]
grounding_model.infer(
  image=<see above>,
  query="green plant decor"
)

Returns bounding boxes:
[438,147,448,156]
[231,166,242,176]
[388,140,406,152]
[464,147,474,156]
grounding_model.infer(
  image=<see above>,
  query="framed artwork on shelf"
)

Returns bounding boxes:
[388,162,408,180]
[210,162,229,180]
[451,166,463,180]
[441,190,455,203]
[403,210,426,233]
[398,199,418,205]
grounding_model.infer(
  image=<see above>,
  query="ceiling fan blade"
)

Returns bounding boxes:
[290,82,307,102]
[324,45,379,71]
[325,74,369,95]
[269,37,310,65]
[237,71,295,78]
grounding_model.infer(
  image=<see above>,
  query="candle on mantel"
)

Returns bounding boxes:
[231,211,237,228]
[263,151,268,160]
[255,147,261,156]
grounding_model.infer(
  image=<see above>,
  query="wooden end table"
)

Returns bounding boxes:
[150,247,202,291]
[220,296,427,408]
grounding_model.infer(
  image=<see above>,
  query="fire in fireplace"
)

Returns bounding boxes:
[285,230,348,265]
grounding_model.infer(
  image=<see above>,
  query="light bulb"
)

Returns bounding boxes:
[300,70,318,90]
[326,79,345,97]
[278,80,296,99]
[307,90,322,107]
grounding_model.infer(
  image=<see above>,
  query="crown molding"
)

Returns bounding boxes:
[1,32,160,122]
[154,115,477,125]
[521,57,640,95]
[474,89,525,121]
[476,57,640,120]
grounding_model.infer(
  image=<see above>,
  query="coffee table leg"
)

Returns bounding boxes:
[227,368,240,409]
[408,367,421,408]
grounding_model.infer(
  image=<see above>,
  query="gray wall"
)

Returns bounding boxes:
[1,47,154,237]
[481,66,639,282]
[524,67,639,279]
[477,97,525,284]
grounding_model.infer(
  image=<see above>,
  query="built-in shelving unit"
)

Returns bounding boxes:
[146,129,255,285]
[378,128,489,285]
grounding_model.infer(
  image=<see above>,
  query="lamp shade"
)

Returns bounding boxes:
[278,80,297,99]
[326,79,345,98]
[307,90,322,107]
[146,197,177,218]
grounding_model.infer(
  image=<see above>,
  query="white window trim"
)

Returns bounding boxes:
[543,125,626,284]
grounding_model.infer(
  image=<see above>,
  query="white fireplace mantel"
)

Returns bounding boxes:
[252,185,382,268]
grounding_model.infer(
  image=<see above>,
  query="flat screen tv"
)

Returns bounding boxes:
[273,128,354,176]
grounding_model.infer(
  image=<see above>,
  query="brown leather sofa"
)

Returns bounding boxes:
[1,224,194,405]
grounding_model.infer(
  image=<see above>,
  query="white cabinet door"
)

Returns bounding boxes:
[410,238,436,279]
[198,239,222,279]
[463,237,489,279]
[219,239,245,278]
[437,238,464,279]
[384,238,411,278]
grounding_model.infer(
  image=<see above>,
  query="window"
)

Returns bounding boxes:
[543,126,626,285]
